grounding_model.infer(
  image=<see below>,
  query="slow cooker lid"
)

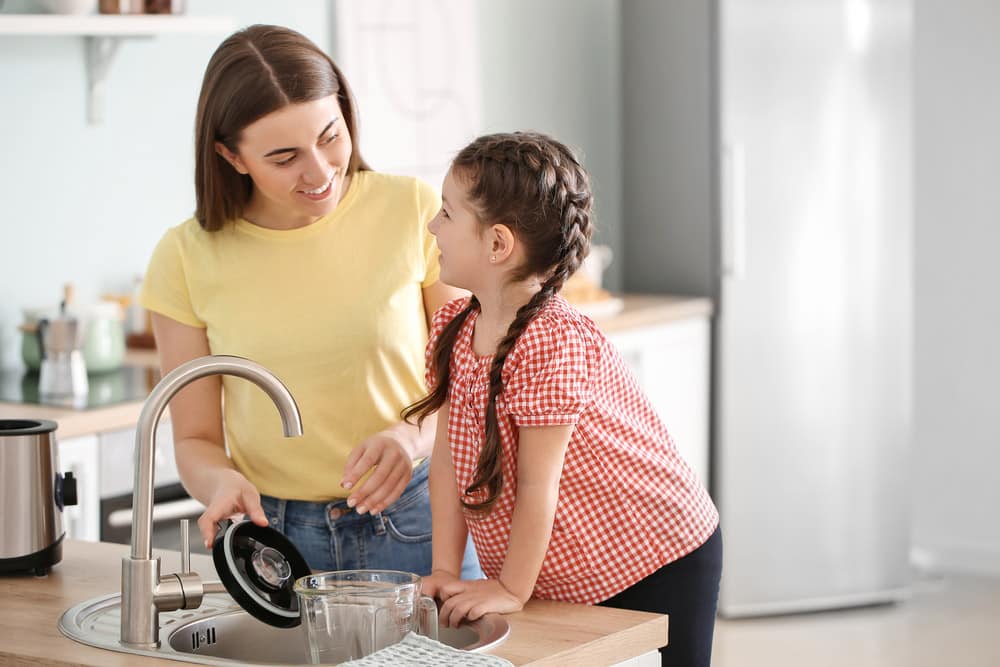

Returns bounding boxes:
[0,419,57,436]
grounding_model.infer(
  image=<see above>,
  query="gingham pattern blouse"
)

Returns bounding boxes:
[427,296,719,604]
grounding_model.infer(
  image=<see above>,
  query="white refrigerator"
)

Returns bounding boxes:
[622,0,913,616]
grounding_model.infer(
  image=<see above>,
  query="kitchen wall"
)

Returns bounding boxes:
[476,0,623,287]
[621,0,714,297]
[0,0,332,368]
[912,0,1000,576]
[0,0,623,368]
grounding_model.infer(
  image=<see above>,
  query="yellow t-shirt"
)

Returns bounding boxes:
[140,171,441,501]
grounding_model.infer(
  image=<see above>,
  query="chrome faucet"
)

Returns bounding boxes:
[120,355,303,649]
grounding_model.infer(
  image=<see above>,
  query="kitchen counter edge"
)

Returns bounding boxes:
[0,539,668,667]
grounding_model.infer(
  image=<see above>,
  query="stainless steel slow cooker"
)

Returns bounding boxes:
[0,419,77,575]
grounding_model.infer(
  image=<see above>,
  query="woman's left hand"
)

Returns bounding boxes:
[340,430,413,515]
[436,579,525,628]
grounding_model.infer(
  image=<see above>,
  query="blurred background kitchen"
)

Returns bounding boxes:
[0,0,997,664]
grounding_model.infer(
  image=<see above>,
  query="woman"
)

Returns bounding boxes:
[141,24,480,577]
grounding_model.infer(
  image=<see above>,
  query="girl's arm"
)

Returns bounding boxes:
[498,423,575,602]
[437,423,574,626]
[422,401,470,597]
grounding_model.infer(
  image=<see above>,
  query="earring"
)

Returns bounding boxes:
[490,255,497,263]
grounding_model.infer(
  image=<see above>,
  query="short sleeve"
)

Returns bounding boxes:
[415,178,443,288]
[139,225,205,328]
[503,317,591,426]
[424,297,471,391]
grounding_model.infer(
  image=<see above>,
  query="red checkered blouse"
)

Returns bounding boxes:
[426,295,719,604]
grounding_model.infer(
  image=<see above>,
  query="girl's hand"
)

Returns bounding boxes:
[437,579,525,628]
[340,430,414,515]
[421,569,461,600]
[197,468,268,548]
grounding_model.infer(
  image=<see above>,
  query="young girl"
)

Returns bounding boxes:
[405,132,722,666]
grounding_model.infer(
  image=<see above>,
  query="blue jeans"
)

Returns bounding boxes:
[260,459,483,579]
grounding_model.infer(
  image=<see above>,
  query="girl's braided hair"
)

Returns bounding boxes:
[404,131,593,513]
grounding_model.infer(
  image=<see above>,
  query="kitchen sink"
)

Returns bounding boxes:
[59,593,509,665]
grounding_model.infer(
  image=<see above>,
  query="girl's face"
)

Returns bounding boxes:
[217,94,353,229]
[429,168,493,291]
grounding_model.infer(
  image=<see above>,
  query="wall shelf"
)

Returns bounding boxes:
[0,14,232,36]
[0,14,234,124]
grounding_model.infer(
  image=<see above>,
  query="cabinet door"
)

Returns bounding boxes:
[607,317,711,485]
[57,435,101,541]
[100,420,178,498]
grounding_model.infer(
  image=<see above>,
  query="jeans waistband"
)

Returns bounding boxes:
[261,458,429,528]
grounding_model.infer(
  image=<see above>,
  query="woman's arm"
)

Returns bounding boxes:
[422,280,467,327]
[438,423,574,626]
[151,312,269,547]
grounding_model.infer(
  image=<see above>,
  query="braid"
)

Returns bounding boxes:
[402,296,480,426]
[454,131,594,514]
[462,285,557,511]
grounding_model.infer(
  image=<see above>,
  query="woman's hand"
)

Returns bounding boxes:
[196,468,268,548]
[436,579,525,628]
[340,429,414,515]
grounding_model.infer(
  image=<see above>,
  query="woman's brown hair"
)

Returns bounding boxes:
[404,131,594,513]
[194,24,370,231]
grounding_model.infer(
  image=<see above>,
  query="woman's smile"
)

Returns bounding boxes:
[298,174,336,201]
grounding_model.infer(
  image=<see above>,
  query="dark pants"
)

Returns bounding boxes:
[598,526,722,667]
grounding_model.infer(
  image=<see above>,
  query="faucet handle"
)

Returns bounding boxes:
[180,518,191,574]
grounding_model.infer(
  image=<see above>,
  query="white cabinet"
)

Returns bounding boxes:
[612,651,661,667]
[57,434,101,542]
[607,316,711,485]
[99,420,177,498]
[55,420,177,543]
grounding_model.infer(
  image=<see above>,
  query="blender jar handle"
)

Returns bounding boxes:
[417,595,439,640]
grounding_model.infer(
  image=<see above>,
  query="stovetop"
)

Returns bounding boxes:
[0,365,159,409]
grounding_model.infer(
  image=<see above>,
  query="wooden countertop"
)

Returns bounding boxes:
[0,294,712,440]
[588,293,712,333]
[0,540,667,666]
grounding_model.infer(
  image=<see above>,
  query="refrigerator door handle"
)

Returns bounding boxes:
[721,142,747,279]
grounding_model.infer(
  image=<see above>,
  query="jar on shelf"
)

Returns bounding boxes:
[99,0,144,13]
[144,0,185,13]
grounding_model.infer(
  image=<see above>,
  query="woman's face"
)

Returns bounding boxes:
[217,94,353,229]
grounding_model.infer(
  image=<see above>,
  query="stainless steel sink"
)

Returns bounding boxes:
[59,359,510,664]
[60,593,509,665]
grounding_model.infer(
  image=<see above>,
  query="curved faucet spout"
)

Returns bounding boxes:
[121,354,302,648]
[130,355,303,560]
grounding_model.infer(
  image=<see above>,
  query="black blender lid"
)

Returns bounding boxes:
[212,520,311,628]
